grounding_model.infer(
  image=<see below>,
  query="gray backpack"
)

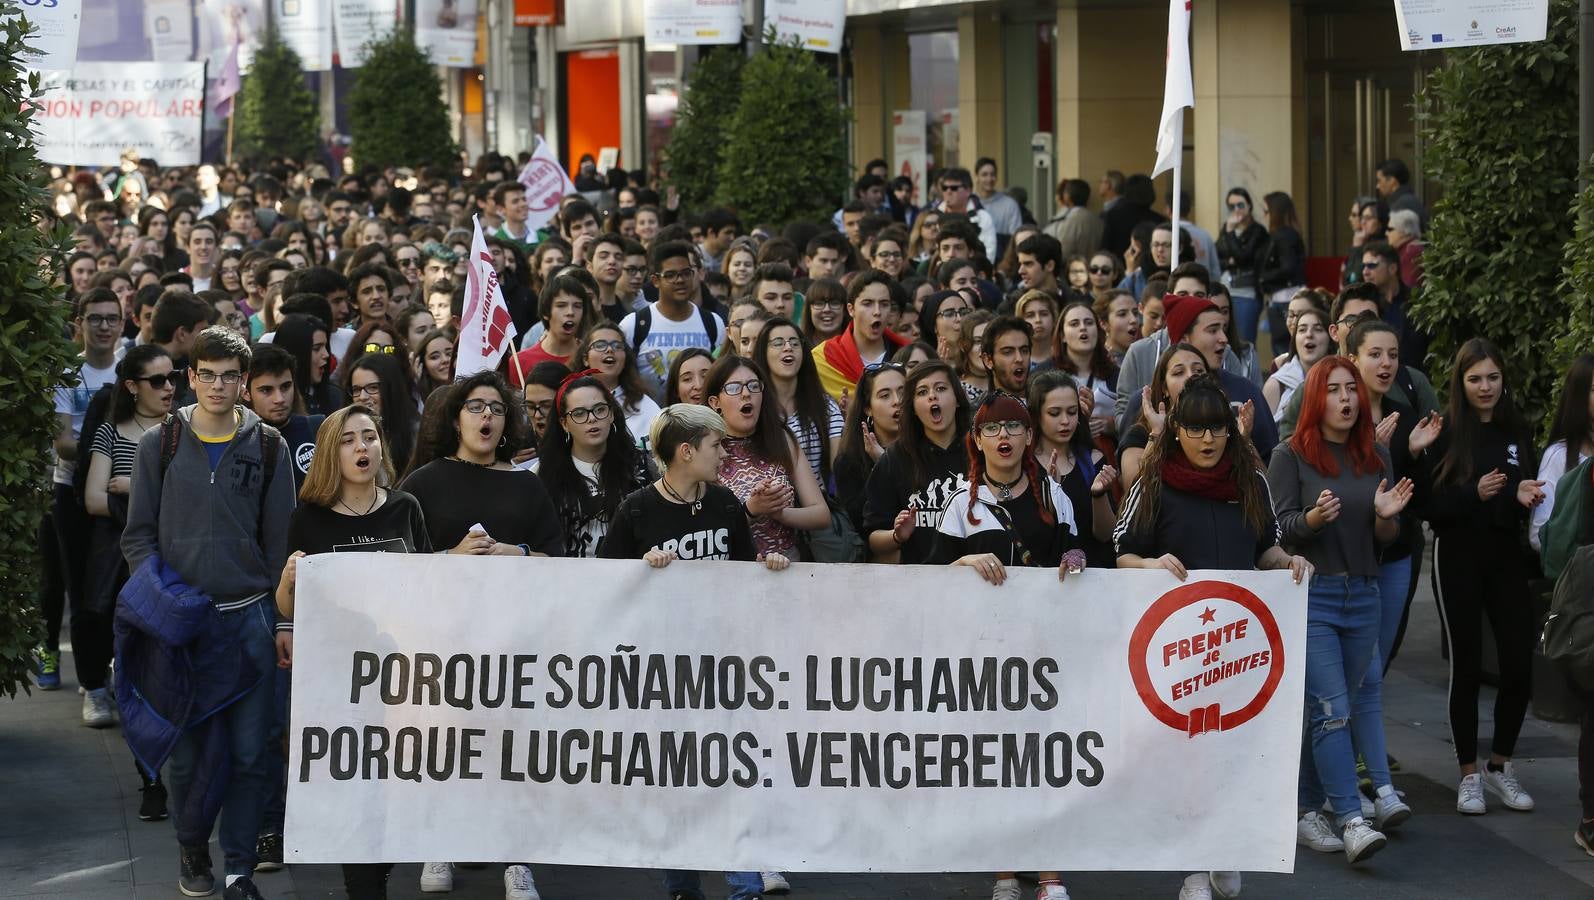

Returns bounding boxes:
[1540,544,1594,691]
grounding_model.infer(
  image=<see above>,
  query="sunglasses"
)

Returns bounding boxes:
[940,183,966,192]
[363,343,396,354]
[134,374,175,389]
[1088,265,1114,275]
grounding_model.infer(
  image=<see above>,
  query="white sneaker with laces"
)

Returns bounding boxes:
[1482,761,1535,811]
[1296,810,1344,852]
[82,688,114,728]
[991,877,1022,900]
[1456,773,1487,815]
[419,862,453,892]
[1373,784,1411,830]
[504,865,539,900]
[761,872,791,894]
[1208,870,1241,898]
[1036,881,1070,900]
[1177,873,1212,900]
[1341,817,1387,864]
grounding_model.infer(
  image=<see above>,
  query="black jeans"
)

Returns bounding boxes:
[54,483,112,688]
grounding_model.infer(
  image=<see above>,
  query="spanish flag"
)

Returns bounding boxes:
[813,324,909,405]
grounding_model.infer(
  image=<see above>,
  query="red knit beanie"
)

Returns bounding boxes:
[1162,292,1219,343]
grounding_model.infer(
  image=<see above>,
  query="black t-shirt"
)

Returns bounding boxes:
[400,458,565,556]
[597,483,758,561]
[862,439,968,564]
[1116,422,1151,467]
[286,490,433,556]
[277,413,325,489]
[932,486,1071,568]
[1055,460,1115,569]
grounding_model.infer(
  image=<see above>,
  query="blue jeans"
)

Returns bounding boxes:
[1230,288,1261,344]
[663,869,764,900]
[165,600,278,878]
[1376,556,1412,662]
[1297,575,1382,824]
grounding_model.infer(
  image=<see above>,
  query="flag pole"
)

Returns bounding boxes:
[225,113,235,166]
[1170,130,1182,270]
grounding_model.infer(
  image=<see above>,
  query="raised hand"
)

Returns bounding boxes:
[1374,477,1415,520]
[1091,463,1119,497]
[1238,399,1256,438]
[1408,412,1444,456]
[862,422,884,461]
[1374,411,1400,447]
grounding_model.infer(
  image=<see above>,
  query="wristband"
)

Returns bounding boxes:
[517,543,531,556]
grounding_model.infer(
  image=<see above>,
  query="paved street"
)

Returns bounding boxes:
[5,557,1594,899]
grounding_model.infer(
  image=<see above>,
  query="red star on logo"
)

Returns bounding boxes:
[1199,607,1216,624]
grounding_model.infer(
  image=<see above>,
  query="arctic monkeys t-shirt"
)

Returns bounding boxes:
[597,483,758,562]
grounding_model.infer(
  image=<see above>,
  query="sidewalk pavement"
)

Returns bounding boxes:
[5,558,1594,899]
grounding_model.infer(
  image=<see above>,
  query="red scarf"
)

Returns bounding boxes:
[1161,448,1239,501]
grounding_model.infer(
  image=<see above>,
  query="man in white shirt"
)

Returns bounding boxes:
[620,241,725,401]
[183,222,219,292]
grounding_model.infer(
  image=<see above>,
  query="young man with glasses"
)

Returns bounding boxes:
[41,289,126,701]
[611,238,651,322]
[122,327,296,900]
[620,240,725,401]
[932,167,997,262]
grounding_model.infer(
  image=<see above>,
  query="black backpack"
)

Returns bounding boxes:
[630,304,719,355]
[1540,544,1594,691]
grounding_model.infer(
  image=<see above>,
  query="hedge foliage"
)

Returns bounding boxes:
[233,21,321,165]
[348,29,457,171]
[714,35,849,225]
[1556,162,1594,370]
[0,10,77,698]
[663,48,742,213]
[1412,0,1577,424]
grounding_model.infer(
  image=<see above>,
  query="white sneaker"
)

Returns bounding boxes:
[1341,817,1387,864]
[1296,810,1344,852]
[1208,870,1241,898]
[761,872,791,894]
[1373,785,1411,830]
[420,861,453,892]
[1456,773,1487,815]
[82,688,114,728]
[1177,873,1212,900]
[1036,882,1070,900]
[992,877,1022,900]
[1482,762,1535,811]
[504,864,539,900]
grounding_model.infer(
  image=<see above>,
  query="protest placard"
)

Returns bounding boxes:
[286,555,1306,873]
[31,63,206,167]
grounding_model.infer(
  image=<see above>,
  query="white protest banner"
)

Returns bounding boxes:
[275,0,334,71]
[645,0,741,46]
[892,110,927,208]
[765,0,844,53]
[516,136,577,234]
[415,0,478,67]
[1393,0,1549,50]
[333,0,399,67]
[31,63,206,167]
[13,0,82,71]
[286,556,1307,873]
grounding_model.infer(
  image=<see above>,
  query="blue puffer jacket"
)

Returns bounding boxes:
[114,555,267,843]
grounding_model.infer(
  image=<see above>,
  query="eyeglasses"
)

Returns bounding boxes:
[463,399,507,417]
[655,268,695,283]
[938,306,970,320]
[1336,315,1365,329]
[134,374,174,389]
[977,420,1028,437]
[350,383,382,398]
[563,403,612,424]
[810,299,844,310]
[622,265,647,277]
[766,336,804,350]
[84,314,123,329]
[363,343,396,354]
[1180,424,1230,439]
[720,380,763,396]
[1361,260,1382,270]
[194,370,243,384]
[1088,265,1114,275]
[874,250,904,260]
[524,400,553,419]
[588,339,626,354]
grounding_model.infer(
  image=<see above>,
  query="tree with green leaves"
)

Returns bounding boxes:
[1412,0,1576,424]
[1556,163,1594,371]
[663,48,743,213]
[0,12,78,698]
[347,29,457,171]
[233,21,321,165]
[714,34,849,226]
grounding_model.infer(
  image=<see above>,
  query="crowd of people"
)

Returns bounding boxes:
[35,148,1594,900]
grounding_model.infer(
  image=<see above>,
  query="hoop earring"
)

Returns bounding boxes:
[499,435,507,448]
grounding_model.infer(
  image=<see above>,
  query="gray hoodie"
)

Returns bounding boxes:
[123,404,296,609]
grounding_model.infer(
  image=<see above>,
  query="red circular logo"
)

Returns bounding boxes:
[519,159,566,212]
[1127,579,1284,737]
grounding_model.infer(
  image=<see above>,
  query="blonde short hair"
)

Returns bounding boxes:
[649,403,728,471]
[298,405,395,507]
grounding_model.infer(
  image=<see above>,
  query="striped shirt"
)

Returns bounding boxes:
[787,398,844,486]
[90,422,140,480]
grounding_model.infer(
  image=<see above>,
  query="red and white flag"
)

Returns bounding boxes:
[211,39,242,119]
[1153,0,1193,178]
[515,136,578,234]
[455,216,517,378]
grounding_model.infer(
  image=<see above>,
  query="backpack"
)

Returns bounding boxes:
[158,416,281,541]
[1539,545,1594,692]
[630,304,719,356]
[71,383,117,509]
[1540,457,1593,582]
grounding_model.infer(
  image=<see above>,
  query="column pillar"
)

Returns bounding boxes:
[957,8,1004,171]
[851,24,886,169]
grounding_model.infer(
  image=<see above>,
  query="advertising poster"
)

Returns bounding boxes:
[644,0,741,46]
[275,0,334,71]
[766,0,844,53]
[1394,0,1549,50]
[414,0,478,67]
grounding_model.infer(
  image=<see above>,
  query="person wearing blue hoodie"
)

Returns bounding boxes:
[123,326,296,900]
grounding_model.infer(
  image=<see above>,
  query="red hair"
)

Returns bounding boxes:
[1290,356,1380,477]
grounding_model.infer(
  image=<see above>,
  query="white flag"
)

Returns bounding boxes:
[516,137,578,235]
[455,217,517,378]
[1153,0,1193,178]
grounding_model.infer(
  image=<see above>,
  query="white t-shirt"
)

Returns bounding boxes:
[615,386,663,454]
[1532,440,1593,552]
[258,327,355,362]
[52,359,119,484]
[619,302,725,400]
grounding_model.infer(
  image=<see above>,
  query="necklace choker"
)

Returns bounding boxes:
[659,477,703,515]
[985,472,1021,500]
